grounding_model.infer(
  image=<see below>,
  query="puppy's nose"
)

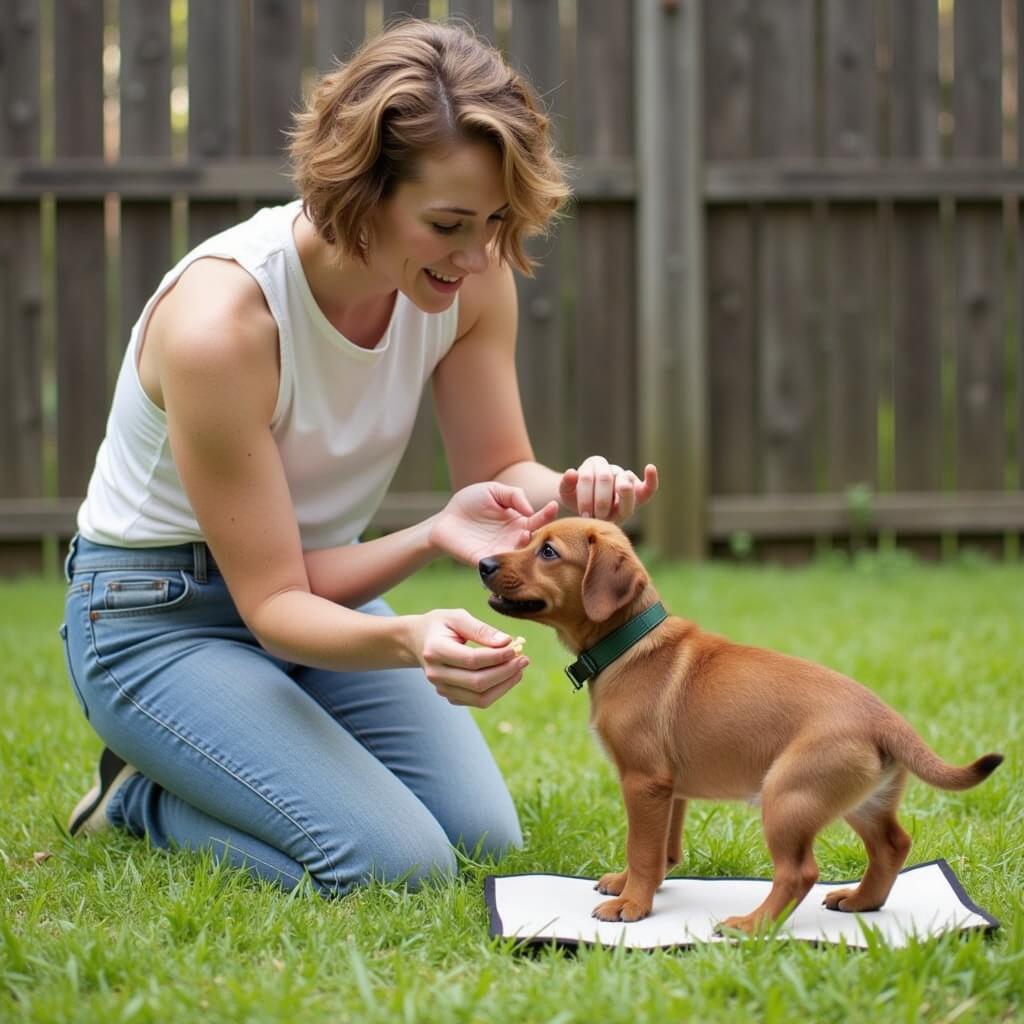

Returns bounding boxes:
[478,556,501,580]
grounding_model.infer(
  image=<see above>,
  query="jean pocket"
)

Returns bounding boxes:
[59,622,89,719]
[94,570,195,618]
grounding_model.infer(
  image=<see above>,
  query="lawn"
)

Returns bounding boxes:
[2,553,1022,1023]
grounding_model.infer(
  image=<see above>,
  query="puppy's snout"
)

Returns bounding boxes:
[478,556,501,581]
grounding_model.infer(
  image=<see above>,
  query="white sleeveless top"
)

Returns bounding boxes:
[78,201,459,550]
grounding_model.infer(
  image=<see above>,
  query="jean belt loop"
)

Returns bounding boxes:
[63,534,79,583]
[192,542,208,583]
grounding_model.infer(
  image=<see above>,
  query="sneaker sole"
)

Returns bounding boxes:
[68,749,137,836]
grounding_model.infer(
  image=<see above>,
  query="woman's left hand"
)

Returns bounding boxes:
[558,457,659,523]
[430,482,559,566]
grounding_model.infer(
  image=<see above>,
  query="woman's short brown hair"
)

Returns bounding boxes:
[289,18,571,275]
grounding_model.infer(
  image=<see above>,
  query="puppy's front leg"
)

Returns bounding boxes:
[593,773,674,923]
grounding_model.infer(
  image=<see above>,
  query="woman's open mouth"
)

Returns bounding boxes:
[424,268,463,294]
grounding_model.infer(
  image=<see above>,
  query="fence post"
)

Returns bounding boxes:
[635,0,707,558]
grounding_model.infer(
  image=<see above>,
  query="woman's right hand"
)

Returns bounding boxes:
[410,608,527,709]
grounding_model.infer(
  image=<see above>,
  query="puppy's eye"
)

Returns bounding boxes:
[538,542,560,561]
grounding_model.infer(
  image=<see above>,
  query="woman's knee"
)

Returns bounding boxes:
[309,814,458,895]
[450,806,523,861]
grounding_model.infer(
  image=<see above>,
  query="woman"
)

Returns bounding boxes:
[62,19,658,895]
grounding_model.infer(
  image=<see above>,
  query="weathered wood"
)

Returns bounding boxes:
[187,0,244,246]
[0,206,43,499]
[703,0,753,162]
[574,0,635,471]
[249,0,304,161]
[825,207,879,488]
[636,0,705,557]
[824,0,877,161]
[1020,0,1024,509]
[0,155,633,200]
[0,1,42,514]
[120,1,172,351]
[55,0,106,498]
[449,0,496,42]
[953,3,1005,493]
[754,0,818,503]
[315,0,366,67]
[0,1,40,159]
[507,0,566,471]
[888,0,942,494]
[705,161,1024,201]
[891,206,943,489]
[704,0,757,495]
[8,491,1024,542]
[382,1,431,25]
[823,1,878,489]
[710,492,1024,538]
[12,156,1024,204]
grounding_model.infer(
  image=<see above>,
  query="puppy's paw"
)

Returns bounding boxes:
[592,896,651,923]
[714,913,758,935]
[822,888,882,913]
[595,870,628,896]
[822,888,856,912]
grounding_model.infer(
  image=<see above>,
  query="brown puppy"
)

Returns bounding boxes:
[478,518,1002,933]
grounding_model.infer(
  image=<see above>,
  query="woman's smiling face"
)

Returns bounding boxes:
[368,141,510,312]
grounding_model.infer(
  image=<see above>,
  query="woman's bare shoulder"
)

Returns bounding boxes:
[142,256,279,411]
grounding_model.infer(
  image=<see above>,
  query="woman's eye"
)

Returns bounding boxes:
[432,223,459,235]
[539,543,559,560]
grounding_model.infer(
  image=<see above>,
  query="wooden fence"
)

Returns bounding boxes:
[2,0,1024,574]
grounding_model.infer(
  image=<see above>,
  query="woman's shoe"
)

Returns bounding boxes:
[68,747,139,836]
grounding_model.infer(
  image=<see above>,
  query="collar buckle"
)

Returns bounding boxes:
[565,654,596,691]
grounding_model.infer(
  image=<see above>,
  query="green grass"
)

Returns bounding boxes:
[2,554,1023,1023]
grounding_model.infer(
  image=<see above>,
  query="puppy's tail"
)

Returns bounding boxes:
[880,714,1003,791]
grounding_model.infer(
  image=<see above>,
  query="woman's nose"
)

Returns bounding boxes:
[453,244,489,275]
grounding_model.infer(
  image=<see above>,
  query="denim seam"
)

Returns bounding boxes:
[210,835,306,886]
[86,629,341,884]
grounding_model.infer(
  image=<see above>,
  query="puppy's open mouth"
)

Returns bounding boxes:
[487,593,546,617]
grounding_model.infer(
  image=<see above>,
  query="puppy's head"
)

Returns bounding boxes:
[478,518,649,649]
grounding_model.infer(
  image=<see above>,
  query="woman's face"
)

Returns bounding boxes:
[368,141,509,312]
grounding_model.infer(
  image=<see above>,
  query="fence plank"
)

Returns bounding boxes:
[507,0,565,471]
[382,1,430,24]
[1020,0,1024,512]
[823,0,879,490]
[315,0,365,67]
[249,0,304,163]
[0,1,42,528]
[120,1,172,353]
[705,0,757,496]
[889,0,942,507]
[754,0,819,497]
[188,0,245,245]
[55,0,107,499]
[953,2,1005,494]
[449,0,496,42]
[574,0,635,471]
[636,0,705,556]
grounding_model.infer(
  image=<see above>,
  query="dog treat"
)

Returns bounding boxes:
[510,636,526,655]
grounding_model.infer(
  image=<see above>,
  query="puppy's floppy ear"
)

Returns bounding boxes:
[581,533,647,622]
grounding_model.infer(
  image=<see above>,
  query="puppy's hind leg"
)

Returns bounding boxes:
[823,768,912,913]
[718,738,881,934]
[666,797,687,870]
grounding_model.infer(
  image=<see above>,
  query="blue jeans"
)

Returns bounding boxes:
[60,536,522,895]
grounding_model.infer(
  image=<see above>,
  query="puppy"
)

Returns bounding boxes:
[479,518,1002,933]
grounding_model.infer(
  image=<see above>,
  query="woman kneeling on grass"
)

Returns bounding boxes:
[61,19,657,895]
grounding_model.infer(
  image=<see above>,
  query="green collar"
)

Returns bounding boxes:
[565,602,668,691]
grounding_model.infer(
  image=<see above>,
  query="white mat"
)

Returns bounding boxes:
[485,860,998,949]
